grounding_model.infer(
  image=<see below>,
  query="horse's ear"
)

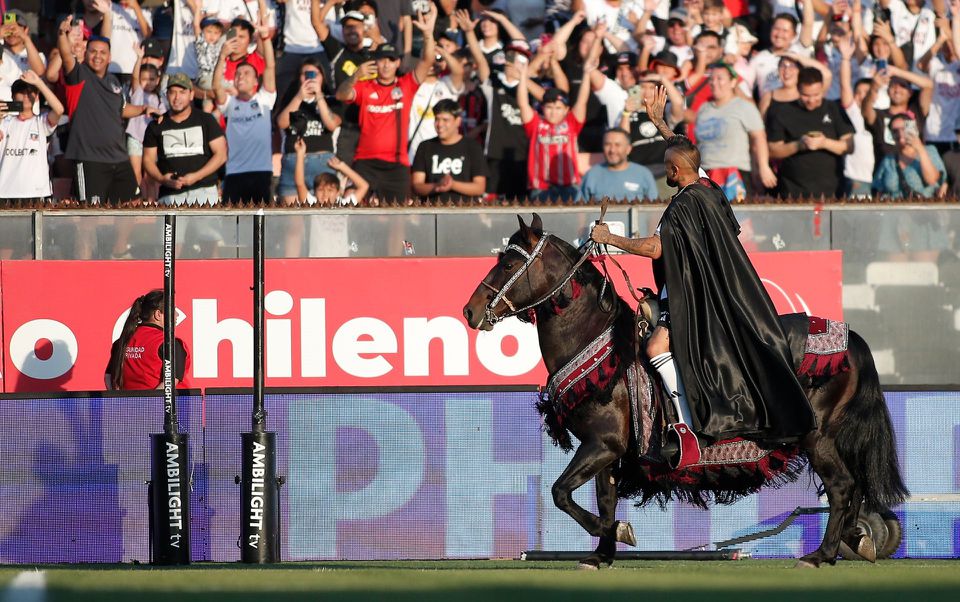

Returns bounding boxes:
[517,215,528,232]
[531,213,543,233]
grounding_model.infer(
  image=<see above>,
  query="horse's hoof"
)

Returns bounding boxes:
[794,560,819,569]
[615,521,637,547]
[577,561,600,571]
[856,535,877,563]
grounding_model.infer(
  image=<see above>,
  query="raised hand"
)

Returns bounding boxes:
[356,60,377,80]
[835,32,854,59]
[643,84,668,126]
[328,156,344,171]
[19,69,42,86]
[294,137,306,155]
[413,2,438,33]
[454,9,478,32]
[92,0,112,15]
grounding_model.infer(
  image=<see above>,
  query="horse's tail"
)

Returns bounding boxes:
[834,330,909,512]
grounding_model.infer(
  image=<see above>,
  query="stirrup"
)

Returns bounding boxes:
[665,423,701,469]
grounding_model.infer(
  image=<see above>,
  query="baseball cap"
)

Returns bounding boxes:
[649,51,680,75]
[200,17,224,29]
[668,8,688,23]
[143,38,165,58]
[709,61,739,80]
[340,10,366,24]
[729,23,758,45]
[374,43,402,59]
[615,52,638,67]
[542,88,570,106]
[167,72,193,90]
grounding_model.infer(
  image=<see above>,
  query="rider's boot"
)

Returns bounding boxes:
[651,352,701,469]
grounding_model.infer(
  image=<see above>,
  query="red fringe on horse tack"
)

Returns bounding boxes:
[798,350,850,378]
[641,442,801,506]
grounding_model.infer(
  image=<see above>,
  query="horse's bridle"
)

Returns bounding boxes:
[480,234,599,326]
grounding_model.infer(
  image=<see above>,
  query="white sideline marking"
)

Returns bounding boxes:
[1,571,46,602]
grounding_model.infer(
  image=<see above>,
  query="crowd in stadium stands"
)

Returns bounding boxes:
[2,0,960,206]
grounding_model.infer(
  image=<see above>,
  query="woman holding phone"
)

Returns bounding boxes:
[275,58,343,206]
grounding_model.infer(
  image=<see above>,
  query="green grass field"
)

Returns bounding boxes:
[1,560,959,602]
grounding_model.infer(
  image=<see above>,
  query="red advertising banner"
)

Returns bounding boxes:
[0,252,842,392]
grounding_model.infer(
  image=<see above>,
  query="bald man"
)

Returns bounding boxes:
[591,87,814,468]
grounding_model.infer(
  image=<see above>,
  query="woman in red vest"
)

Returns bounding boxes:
[105,289,191,390]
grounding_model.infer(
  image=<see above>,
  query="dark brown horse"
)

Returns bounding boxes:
[462,215,908,569]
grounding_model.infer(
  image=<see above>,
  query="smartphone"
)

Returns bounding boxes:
[514,54,528,66]
[2,101,24,113]
[903,119,919,139]
[3,13,16,24]
[226,27,238,41]
[628,85,642,101]
[305,71,317,80]
[876,8,892,22]
[877,58,888,72]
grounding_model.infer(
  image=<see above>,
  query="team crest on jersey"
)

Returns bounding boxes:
[391,87,403,100]
[251,101,260,110]
[29,132,39,141]
[111,84,122,94]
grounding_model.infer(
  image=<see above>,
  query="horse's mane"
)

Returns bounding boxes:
[513,229,638,450]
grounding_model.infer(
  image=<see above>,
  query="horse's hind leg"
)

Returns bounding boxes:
[579,463,620,569]
[798,439,857,568]
[840,486,877,562]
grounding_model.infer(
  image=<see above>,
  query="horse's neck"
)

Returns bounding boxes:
[538,286,613,374]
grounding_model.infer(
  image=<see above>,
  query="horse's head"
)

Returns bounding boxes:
[463,214,570,330]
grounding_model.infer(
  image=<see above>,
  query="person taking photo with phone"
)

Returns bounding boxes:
[0,71,63,201]
[275,60,342,205]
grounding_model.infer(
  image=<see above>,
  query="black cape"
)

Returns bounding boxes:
[653,179,815,443]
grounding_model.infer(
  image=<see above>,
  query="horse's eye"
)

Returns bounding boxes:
[502,262,514,272]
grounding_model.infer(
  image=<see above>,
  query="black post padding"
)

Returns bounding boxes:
[163,214,178,435]
[253,210,266,432]
[150,432,190,565]
[240,430,279,563]
[520,550,744,561]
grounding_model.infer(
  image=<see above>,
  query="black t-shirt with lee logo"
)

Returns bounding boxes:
[142,109,224,196]
[411,136,487,201]
[766,98,855,197]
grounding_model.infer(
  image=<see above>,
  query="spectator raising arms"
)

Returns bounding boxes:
[142,73,228,206]
[59,15,161,204]
[294,137,369,206]
[873,113,947,198]
[214,14,277,203]
[518,56,595,201]
[335,4,439,202]
[411,98,487,202]
[0,71,64,200]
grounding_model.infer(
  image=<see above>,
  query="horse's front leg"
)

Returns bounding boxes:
[578,463,621,570]
[551,440,632,568]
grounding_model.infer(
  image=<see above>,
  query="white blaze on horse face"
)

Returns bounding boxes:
[475,318,540,376]
[288,396,425,557]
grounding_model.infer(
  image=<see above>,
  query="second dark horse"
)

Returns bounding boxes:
[463,215,908,569]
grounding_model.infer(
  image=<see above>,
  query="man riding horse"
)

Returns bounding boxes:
[590,87,815,467]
